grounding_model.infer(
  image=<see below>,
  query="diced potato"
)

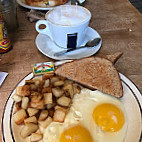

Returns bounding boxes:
[64,79,73,85]
[43,79,50,88]
[16,86,23,95]
[46,103,56,109]
[25,80,35,84]
[63,83,74,98]
[57,96,71,107]
[37,80,45,92]
[34,79,41,86]
[38,110,49,121]
[35,129,41,134]
[20,85,30,96]
[52,88,64,98]
[39,80,45,86]
[38,117,52,128]
[14,102,22,111]
[33,79,44,91]
[21,97,29,109]
[30,100,45,109]
[20,123,38,138]
[16,85,30,96]
[53,80,64,87]
[48,109,54,118]
[31,94,43,103]
[13,109,27,125]
[30,84,37,91]
[30,133,43,142]
[31,91,40,96]
[32,76,42,82]
[73,83,81,94]
[42,86,52,93]
[53,109,66,122]
[44,93,52,105]
[59,76,66,81]
[12,94,22,102]
[24,116,37,124]
[55,105,68,112]
[42,73,54,80]
[27,108,39,117]
[51,76,60,84]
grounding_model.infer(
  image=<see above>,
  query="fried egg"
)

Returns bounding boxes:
[43,89,127,142]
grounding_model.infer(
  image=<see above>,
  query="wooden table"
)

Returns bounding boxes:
[0,0,142,141]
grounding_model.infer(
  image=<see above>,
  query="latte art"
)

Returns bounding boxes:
[47,5,91,26]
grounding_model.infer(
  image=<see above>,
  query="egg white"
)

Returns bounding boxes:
[43,89,128,142]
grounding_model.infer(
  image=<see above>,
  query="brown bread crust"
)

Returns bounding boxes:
[105,52,123,64]
[55,57,123,98]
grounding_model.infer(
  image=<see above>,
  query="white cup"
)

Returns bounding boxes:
[36,5,91,49]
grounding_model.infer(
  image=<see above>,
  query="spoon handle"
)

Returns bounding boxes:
[54,46,85,57]
[54,38,101,57]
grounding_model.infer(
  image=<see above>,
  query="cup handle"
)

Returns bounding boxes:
[35,20,49,35]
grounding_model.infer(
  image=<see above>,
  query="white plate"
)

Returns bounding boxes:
[16,0,71,10]
[1,73,142,142]
[35,27,102,60]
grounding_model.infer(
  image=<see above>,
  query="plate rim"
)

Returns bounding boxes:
[35,27,102,60]
[1,72,142,142]
[1,72,33,142]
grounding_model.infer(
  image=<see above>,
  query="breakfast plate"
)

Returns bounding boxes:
[35,27,102,60]
[1,72,142,142]
[16,0,71,10]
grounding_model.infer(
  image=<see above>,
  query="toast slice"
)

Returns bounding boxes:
[55,57,123,98]
[104,52,123,64]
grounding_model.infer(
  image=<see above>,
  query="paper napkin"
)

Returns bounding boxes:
[0,72,8,87]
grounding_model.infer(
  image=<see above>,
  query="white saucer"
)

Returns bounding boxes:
[35,27,102,60]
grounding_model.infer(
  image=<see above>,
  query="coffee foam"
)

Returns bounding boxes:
[47,5,91,26]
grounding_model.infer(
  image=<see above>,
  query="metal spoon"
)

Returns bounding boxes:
[54,37,101,57]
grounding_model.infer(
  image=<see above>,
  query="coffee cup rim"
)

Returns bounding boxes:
[45,5,91,27]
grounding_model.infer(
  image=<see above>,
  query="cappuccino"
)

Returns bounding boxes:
[47,5,91,26]
[36,5,91,48]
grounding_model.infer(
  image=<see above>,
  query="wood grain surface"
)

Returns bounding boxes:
[0,0,142,141]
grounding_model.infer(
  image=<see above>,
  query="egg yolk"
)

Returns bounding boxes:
[93,103,125,132]
[59,125,93,142]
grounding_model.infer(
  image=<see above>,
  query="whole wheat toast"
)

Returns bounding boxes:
[103,52,123,64]
[55,57,123,98]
